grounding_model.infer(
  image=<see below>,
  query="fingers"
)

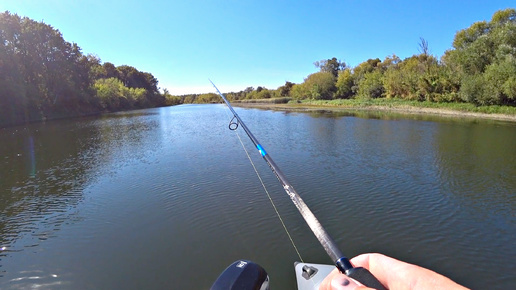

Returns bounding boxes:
[321,253,469,290]
[350,253,399,287]
[319,254,406,290]
[318,268,376,290]
[319,269,356,290]
[350,253,469,290]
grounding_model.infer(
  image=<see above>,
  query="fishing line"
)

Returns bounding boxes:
[211,80,385,289]
[220,103,304,262]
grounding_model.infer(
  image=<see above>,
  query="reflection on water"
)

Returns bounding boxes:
[0,105,515,289]
[435,122,516,221]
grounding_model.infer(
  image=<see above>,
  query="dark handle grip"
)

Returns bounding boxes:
[346,267,386,290]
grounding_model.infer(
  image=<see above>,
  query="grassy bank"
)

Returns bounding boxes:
[299,98,516,115]
[234,98,516,122]
[235,97,292,104]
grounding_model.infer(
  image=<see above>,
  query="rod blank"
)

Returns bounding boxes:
[210,80,385,290]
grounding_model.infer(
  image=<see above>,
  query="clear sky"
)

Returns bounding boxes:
[2,0,515,94]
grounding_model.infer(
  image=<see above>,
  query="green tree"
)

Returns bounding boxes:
[444,8,516,104]
[303,71,336,100]
[194,93,220,103]
[103,62,119,79]
[0,13,26,125]
[94,77,146,111]
[0,11,99,125]
[162,88,182,106]
[352,58,381,95]
[335,68,354,99]
[289,83,308,100]
[182,94,198,103]
[116,65,163,107]
[357,70,384,99]
[278,81,295,97]
[470,56,516,105]
[256,89,272,99]
[314,57,346,77]
[383,54,443,101]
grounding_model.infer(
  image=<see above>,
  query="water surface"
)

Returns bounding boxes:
[1,104,515,289]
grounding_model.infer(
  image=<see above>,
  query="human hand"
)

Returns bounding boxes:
[319,253,469,290]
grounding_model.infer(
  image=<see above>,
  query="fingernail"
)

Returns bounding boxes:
[331,276,354,288]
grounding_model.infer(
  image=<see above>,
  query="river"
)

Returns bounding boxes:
[1,104,515,289]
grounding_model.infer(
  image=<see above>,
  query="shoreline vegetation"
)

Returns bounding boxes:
[232,98,516,122]
[176,8,516,123]
[2,9,516,127]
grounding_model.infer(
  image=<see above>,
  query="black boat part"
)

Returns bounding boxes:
[210,260,269,290]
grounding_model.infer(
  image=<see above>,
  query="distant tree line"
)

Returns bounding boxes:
[182,9,516,106]
[0,11,178,127]
[2,9,515,127]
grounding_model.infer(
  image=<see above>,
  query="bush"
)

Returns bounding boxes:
[303,71,336,100]
[357,70,384,99]
[94,78,146,111]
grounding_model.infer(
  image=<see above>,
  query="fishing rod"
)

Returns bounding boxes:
[210,80,386,290]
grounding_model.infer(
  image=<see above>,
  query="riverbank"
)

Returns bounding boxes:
[234,99,516,122]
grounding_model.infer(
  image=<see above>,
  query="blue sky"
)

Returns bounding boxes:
[3,0,515,94]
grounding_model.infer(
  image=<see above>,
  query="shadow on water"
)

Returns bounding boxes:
[99,109,160,119]
[435,122,516,219]
[258,105,516,125]
[0,109,164,283]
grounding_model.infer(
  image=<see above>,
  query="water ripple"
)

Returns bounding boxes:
[1,105,514,289]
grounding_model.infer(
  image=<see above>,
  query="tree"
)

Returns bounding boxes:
[418,37,429,55]
[116,65,163,107]
[491,8,516,24]
[194,93,220,103]
[0,12,26,125]
[0,11,99,125]
[0,11,170,126]
[378,54,401,71]
[383,54,441,101]
[94,77,146,111]
[444,8,516,104]
[278,81,294,97]
[314,57,346,77]
[452,21,490,50]
[303,71,336,100]
[461,56,516,105]
[103,62,119,78]
[289,83,308,100]
[352,58,381,95]
[335,68,354,99]
[357,70,384,99]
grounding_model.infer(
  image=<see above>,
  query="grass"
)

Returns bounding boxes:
[236,97,292,104]
[293,98,516,116]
